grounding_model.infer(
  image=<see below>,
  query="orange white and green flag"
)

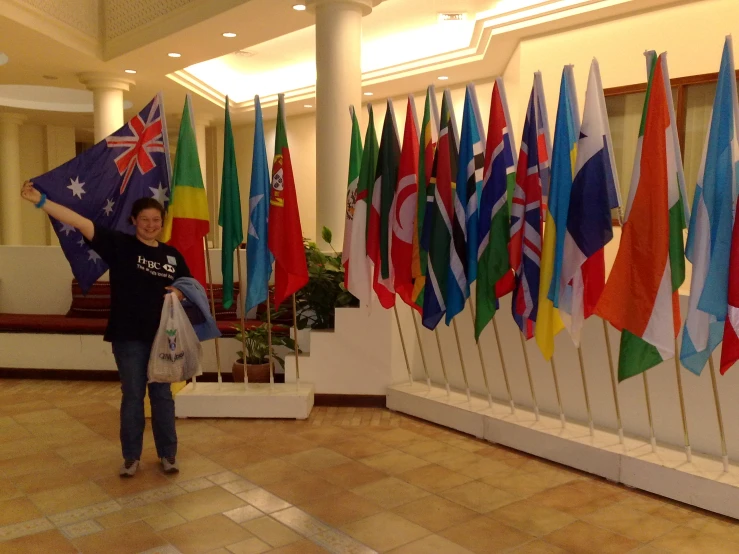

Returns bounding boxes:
[595,52,688,381]
[162,95,210,287]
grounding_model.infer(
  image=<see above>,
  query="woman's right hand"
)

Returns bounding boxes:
[20,181,41,205]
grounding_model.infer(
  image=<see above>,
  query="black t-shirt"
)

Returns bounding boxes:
[87,224,191,343]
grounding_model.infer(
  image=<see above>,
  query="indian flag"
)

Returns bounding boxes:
[595,52,688,381]
[162,95,210,287]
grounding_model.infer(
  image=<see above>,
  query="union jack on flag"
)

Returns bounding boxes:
[510,75,551,339]
[33,94,172,293]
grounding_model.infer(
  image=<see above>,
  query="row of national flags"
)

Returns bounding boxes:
[33,91,309,315]
[342,35,739,380]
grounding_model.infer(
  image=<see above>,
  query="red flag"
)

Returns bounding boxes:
[268,94,308,307]
[393,97,420,306]
[721,200,739,374]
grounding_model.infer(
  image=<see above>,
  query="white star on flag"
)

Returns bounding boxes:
[67,177,86,199]
[88,250,101,263]
[102,199,115,216]
[77,237,86,247]
[149,183,169,204]
[60,223,75,236]
[248,194,264,239]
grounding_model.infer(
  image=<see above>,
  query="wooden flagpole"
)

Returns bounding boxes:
[577,346,595,436]
[410,308,432,391]
[235,247,249,389]
[602,320,625,445]
[468,304,493,409]
[451,319,471,403]
[393,305,413,386]
[434,329,451,396]
[493,318,515,414]
[292,294,300,388]
[519,332,540,421]
[707,356,729,472]
[642,372,657,452]
[549,356,566,428]
[673,339,692,463]
[266,292,274,387]
[204,238,222,388]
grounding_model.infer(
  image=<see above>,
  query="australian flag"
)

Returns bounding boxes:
[33,94,171,294]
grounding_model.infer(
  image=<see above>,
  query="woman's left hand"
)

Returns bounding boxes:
[165,286,184,301]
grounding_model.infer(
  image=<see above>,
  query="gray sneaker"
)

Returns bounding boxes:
[161,457,179,474]
[119,459,139,477]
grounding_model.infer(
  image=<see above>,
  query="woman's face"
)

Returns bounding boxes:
[133,208,163,242]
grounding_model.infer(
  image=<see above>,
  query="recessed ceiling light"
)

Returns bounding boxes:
[222,32,237,38]
[168,52,181,58]
[438,75,449,80]
[124,69,137,74]
[363,92,373,96]
[304,104,313,108]
[0,53,8,66]
[293,3,307,11]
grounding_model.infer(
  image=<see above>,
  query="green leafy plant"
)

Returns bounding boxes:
[233,322,298,367]
[294,226,358,330]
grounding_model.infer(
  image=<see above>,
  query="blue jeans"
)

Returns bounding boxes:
[112,341,177,460]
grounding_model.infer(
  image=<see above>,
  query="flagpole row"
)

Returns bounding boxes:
[549,357,566,428]
[451,319,472,403]
[468,304,493,409]
[265,289,275,389]
[707,356,729,472]
[434,328,451,396]
[518,333,539,421]
[576,346,595,437]
[203,237,223,388]
[393,305,414,387]
[235,248,249,390]
[673,339,691,463]
[601,320,624,445]
[642,372,657,452]
[291,294,301,388]
[410,308,432,391]
[492,318,515,414]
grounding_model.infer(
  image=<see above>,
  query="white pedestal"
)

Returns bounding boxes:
[175,382,314,419]
[387,382,739,520]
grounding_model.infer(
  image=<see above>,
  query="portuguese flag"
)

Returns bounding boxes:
[162,95,210,287]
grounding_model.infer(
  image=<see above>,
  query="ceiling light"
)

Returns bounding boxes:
[124,69,137,74]
[293,3,307,11]
[304,104,313,108]
[222,32,237,38]
[0,53,8,66]
[438,75,449,80]
[363,92,373,96]
[168,52,181,58]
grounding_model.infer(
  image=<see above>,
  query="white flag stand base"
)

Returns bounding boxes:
[175,382,314,419]
[387,381,739,521]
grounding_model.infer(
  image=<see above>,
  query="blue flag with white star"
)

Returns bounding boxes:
[32,94,171,294]
[245,96,274,313]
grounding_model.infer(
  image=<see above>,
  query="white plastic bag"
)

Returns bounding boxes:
[148,293,203,383]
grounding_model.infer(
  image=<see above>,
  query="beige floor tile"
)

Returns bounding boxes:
[440,481,519,514]
[392,494,477,532]
[266,539,331,553]
[96,469,174,498]
[260,435,318,457]
[0,497,43,526]
[281,447,352,471]
[507,539,569,553]
[0,478,22,502]
[184,434,248,456]
[313,460,386,489]
[12,408,72,425]
[263,474,342,505]
[222,480,257,495]
[440,515,533,554]
[160,513,253,554]
[270,506,333,537]
[55,439,120,465]
[0,400,55,417]
[371,428,427,448]
[628,546,672,554]
[488,499,576,537]
[164,485,245,521]
[650,525,739,554]
[0,438,48,462]
[397,440,449,457]
[543,521,642,554]
[95,502,169,528]
[236,458,311,486]
[387,534,476,554]
[329,437,394,459]
[226,536,271,554]
[526,479,624,517]
[207,446,275,471]
[224,505,264,524]
[164,454,227,482]
[583,502,679,542]
[25,420,102,448]
[145,510,187,531]
[13,465,90,495]
[72,520,167,554]
[29,481,110,515]
[0,419,32,443]
[299,491,383,527]
[0,451,70,478]
[487,470,569,498]
[455,457,520,480]
[650,503,710,526]
[396,463,474,493]
[359,450,429,475]
[208,471,243,485]
[242,516,302,547]
[237,488,292,513]
[352,477,431,509]
[341,511,430,552]
[62,401,118,419]
[0,529,78,554]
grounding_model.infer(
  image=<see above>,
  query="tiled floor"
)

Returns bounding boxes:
[0,379,737,553]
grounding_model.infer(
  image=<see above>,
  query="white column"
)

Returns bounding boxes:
[0,113,27,245]
[311,0,374,249]
[78,72,135,143]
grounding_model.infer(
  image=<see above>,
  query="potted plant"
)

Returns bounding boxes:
[231,323,297,383]
[295,227,358,330]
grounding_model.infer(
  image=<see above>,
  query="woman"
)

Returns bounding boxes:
[21,181,189,477]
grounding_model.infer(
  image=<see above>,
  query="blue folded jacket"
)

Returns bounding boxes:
[173,277,222,342]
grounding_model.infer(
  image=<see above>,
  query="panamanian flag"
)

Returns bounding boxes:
[32,94,171,293]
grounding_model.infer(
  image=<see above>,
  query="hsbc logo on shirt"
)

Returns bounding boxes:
[137,255,175,279]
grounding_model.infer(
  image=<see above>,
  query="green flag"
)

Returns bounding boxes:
[218,98,244,309]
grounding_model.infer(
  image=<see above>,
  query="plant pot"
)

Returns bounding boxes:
[232,361,271,383]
